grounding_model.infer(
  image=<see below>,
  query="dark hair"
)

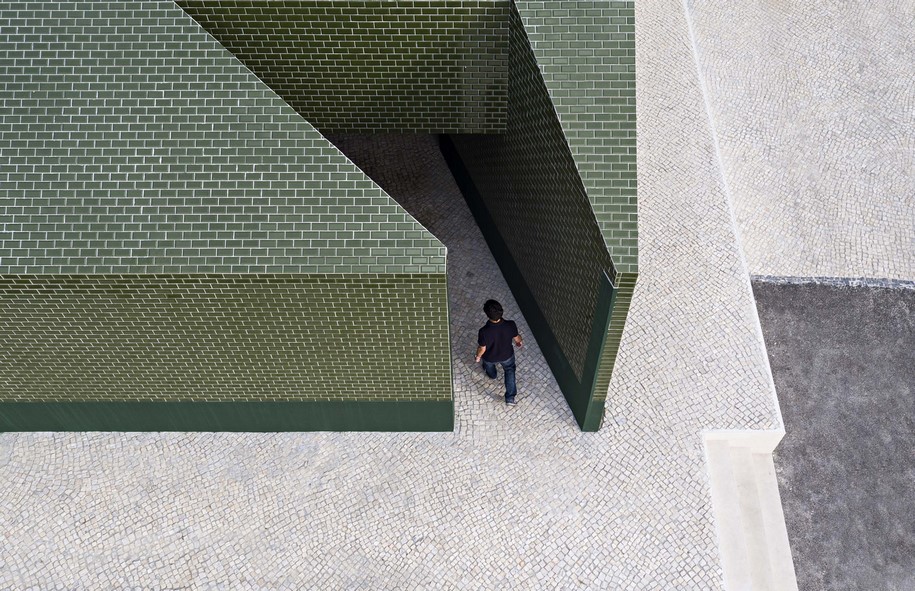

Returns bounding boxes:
[483,299,503,321]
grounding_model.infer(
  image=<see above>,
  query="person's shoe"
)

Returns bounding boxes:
[505,396,517,406]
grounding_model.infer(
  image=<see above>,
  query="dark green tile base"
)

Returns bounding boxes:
[440,135,611,432]
[0,400,454,432]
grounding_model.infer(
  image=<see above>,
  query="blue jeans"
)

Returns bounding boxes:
[482,355,516,399]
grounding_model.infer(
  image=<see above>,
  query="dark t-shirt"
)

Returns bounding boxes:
[478,319,518,362]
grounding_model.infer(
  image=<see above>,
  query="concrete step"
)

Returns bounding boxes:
[752,450,799,591]
[705,433,798,591]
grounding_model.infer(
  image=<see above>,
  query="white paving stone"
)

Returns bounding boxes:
[0,3,784,587]
[686,0,915,281]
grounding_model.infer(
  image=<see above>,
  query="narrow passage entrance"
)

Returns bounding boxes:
[325,135,573,432]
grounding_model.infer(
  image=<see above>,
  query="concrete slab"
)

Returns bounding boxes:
[754,281,915,591]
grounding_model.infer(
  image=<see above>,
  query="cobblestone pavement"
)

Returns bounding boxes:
[0,124,778,589]
[685,0,915,281]
[0,4,784,588]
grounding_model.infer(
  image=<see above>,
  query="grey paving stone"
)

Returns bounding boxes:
[686,0,915,281]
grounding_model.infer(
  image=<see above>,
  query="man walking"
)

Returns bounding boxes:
[475,299,523,405]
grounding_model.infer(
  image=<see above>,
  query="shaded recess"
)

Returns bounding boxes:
[176,0,509,133]
[0,1,451,431]
[444,0,637,430]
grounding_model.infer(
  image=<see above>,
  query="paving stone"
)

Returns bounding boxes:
[685,0,915,281]
[0,127,779,588]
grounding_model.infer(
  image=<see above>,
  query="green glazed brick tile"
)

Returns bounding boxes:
[175,0,508,133]
[0,1,455,429]
[446,0,636,431]
[0,273,450,406]
[514,0,637,273]
[451,1,612,380]
[0,0,445,276]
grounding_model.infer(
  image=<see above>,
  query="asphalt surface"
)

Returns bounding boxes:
[753,281,915,591]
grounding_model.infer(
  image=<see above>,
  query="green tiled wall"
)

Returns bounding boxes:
[0,274,450,403]
[518,0,638,273]
[447,0,636,431]
[177,0,508,134]
[0,1,444,276]
[450,8,614,380]
[0,400,454,432]
[593,272,636,403]
[0,1,451,431]
[1,0,635,432]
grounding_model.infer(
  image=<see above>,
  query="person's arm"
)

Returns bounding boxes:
[475,345,486,363]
